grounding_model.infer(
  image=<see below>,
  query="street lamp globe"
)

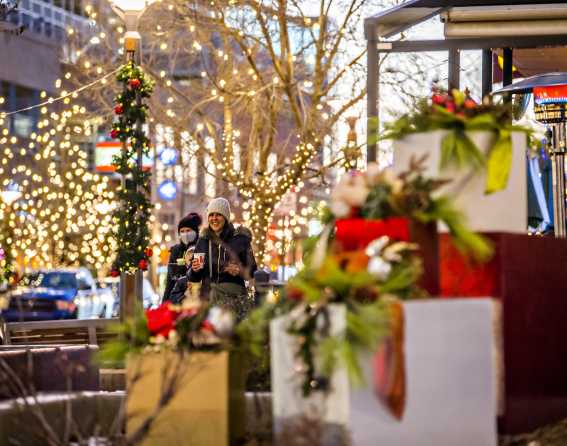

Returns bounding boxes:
[109,0,154,13]
[108,0,156,31]
[108,0,156,53]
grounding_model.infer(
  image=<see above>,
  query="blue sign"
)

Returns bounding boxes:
[158,180,177,201]
[159,148,178,166]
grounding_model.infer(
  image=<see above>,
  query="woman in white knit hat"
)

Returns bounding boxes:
[189,197,257,320]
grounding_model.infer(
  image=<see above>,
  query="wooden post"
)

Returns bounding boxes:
[120,273,137,321]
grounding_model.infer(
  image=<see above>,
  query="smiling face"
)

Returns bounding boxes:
[208,212,226,234]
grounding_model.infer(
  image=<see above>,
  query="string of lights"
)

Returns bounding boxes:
[28,0,366,271]
[0,66,117,272]
[0,67,121,118]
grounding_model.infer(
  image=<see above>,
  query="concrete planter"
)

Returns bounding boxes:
[392,130,527,233]
[350,299,497,446]
[271,299,497,446]
[127,350,245,446]
[270,304,349,444]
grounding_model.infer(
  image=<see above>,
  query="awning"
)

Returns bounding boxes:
[365,0,567,40]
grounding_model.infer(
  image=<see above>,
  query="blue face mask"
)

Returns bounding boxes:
[180,231,196,245]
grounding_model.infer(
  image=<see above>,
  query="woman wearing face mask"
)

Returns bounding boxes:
[162,212,202,303]
[189,197,257,320]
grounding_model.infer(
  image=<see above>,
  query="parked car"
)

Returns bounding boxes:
[17,270,44,288]
[2,268,110,322]
[75,274,116,320]
[94,279,116,319]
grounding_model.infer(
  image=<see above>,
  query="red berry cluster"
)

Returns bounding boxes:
[137,248,154,271]
[430,88,478,116]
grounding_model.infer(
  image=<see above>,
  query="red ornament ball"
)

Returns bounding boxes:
[114,104,124,114]
[138,259,148,270]
[287,287,304,302]
[129,79,141,89]
[144,247,153,257]
[110,129,119,139]
[110,270,120,278]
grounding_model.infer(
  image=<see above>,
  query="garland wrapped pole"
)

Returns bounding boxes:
[108,13,154,319]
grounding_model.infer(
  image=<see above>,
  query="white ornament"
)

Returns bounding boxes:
[207,306,235,338]
[365,236,390,257]
[368,257,392,281]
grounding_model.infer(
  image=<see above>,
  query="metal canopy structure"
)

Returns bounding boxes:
[365,0,567,162]
[365,0,567,40]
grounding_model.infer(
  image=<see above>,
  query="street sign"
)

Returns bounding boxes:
[159,147,178,166]
[157,180,177,201]
[95,141,153,173]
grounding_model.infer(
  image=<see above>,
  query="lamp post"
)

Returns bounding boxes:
[108,0,155,63]
[108,0,155,319]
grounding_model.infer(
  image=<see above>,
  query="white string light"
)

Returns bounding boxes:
[0,67,121,118]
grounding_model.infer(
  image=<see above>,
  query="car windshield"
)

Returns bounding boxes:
[39,272,77,289]
[20,272,42,287]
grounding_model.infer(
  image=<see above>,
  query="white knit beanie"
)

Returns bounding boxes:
[207,197,231,222]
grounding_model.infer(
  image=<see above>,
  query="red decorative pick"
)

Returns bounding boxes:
[138,258,148,270]
[110,129,119,139]
[201,319,215,333]
[144,247,153,257]
[464,98,477,109]
[114,104,124,114]
[129,78,141,89]
[146,304,178,337]
[335,217,410,251]
[110,269,120,277]
[431,94,446,105]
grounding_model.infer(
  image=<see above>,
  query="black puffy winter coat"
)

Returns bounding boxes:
[162,241,195,302]
[188,223,257,291]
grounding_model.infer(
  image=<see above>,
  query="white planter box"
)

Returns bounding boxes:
[392,130,527,233]
[350,299,497,446]
[271,299,497,446]
[270,304,349,442]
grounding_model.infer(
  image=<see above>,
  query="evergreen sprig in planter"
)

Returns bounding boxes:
[100,297,245,446]
[239,161,492,444]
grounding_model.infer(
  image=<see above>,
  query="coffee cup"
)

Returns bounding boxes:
[193,253,205,266]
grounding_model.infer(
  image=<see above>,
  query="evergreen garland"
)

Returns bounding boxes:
[110,62,154,275]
